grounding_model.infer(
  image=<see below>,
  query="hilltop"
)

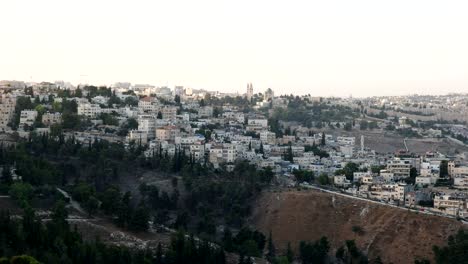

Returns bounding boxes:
[250,189,467,264]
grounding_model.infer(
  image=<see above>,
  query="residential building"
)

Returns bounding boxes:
[42,112,62,126]
[260,131,276,145]
[138,115,156,139]
[0,95,16,130]
[78,103,101,118]
[19,110,38,128]
[161,106,177,120]
[387,158,412,179]
[198,106,213,118]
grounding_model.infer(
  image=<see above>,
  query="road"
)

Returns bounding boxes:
[56,188,87,215]
[299,183,458,220]
[403,137,409,152]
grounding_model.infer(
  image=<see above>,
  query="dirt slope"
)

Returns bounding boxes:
[250,189,466,264]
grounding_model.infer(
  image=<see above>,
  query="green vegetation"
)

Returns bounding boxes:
[299,237,330,264]
[334,162,360,181]
[0,206,224,264]
[396,128,421,138]
[304,145,329,158]
[292,169,314,183]
[0,133,274,254]
[335,240,369,263]
[433,229,468,264]
[269,99,359,129]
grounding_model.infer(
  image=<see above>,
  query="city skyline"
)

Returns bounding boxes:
[1,0,468,97]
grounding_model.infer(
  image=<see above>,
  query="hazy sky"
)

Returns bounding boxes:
[1,0,468,97]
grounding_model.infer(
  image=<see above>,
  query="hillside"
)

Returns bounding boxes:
[250,189,466,264]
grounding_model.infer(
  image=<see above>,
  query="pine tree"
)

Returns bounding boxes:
[156,243,163,264]
[223,228,234,252]
[286,242,294,262]
[267,231,276,261]
[1,165,13,185]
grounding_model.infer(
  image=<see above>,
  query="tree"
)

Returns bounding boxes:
[433,229,468,264]
[440,160,448,177]
[9,255,40,264]
[359,120,368,130]
[293,169,314,183]
[223,228,234,252]
[127,118,138,130]
[344,122,352,131]
[52,200,69,227]
[124,96,138,106]
[9,182,33,207]
[1,165,13,185]
[299,237,330,264]
[157,111,162,119]
[100,186,121,214]
[286,242,294,262]
[342,162,359,181]
[336,246,345,261]
[213,107,222,117]
[321,133,326,146]
[85,196,99,217]
[317,173,330,185]
[241,240,261,257]
[74,88,83,97]
[284,145,294,162]
[259,142,264,155]
[267,231,276,261]
[406,167,418,184]
[129,203,150,231]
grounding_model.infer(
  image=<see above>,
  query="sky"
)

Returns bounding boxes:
[1,0,468,97]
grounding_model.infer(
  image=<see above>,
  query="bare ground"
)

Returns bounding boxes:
[250,189,466,264]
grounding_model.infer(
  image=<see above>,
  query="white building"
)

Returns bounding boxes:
[42,112,62,126]
[198,106,213,118]
[138,97,159,113]
[246,83,253,101]
[260,131,276,145]
[334,175,351,187]
[386,158,412,179]
[337,136,355,146]
[454,176,468,189]
[138,115,156,139]
[0,95,16,130]
[127,130,148,145]
[246,118,268,132]
[19,110,38,128]
[78,103,102,118]
[161,106,178,120]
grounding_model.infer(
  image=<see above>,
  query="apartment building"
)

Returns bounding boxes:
[0,95,16,130]
[127,130,148,145]
[138,115,156,139]
[138,97,159,113]
[246,118,268,132]
[77,103,102,118]
[387,158,412,179]
[19,110,38,127]
[260,131,276,145]
[448,161,468,177]
[433,193,468,216]
[42,112,62,126]
[337,136,355,146]
[161,106,177,120]
[155,126,180,142]
[198,106,213,118]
